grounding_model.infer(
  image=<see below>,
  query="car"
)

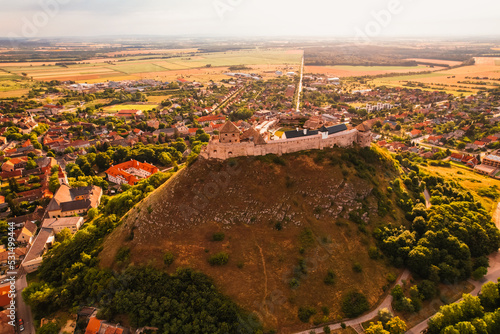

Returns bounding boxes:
[18,319,23,325]
[19,324,24,332]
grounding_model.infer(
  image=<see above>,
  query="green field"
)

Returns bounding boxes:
[104,104,159,112]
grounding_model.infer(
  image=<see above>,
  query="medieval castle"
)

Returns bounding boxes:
[200,121,372,160]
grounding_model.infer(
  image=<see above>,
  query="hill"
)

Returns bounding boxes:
[99,148,405,333]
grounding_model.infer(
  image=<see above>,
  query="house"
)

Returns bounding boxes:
[1,157,28,172]
[16,221,37,245]
[46,184,102,219]
[0,247,26,267]
[21,228,54,273]
[105,160,159,186]
[409,129,422,138]
[146,119,160,129]
[473,141,486,149]
[42,217,84,234]
[483,155,500,168]
[85,316,127,334]
[116,109,143,119]
[21,217,84,273]
[427,136,443,145]
[450,153,464,162]
[197,115,226,125]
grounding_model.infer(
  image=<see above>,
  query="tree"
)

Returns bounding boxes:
[341,291,369,318]
[55,228,73,243]
[386,317,407,334]
[26,158,37,170]
[378,308,393,325]
[479,282,499,310]
[95,152,112,171]
[49,173,60,194]
[365,322,389,334]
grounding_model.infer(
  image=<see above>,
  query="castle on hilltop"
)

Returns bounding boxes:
[200,121,372,160]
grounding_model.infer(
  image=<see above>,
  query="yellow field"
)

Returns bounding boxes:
[372,57,500,95]
[0,49,302,84]
[421,163,500,214]
[405,58,463,67]
[305,64,438,78]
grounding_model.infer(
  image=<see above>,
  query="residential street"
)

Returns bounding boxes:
[15,273,35,334]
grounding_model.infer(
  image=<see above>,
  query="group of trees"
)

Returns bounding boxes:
[427,281,500,333]
[365,309,407,334]
[375,157,500,284]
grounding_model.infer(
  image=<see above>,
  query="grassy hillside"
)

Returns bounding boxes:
[99,148,405,333]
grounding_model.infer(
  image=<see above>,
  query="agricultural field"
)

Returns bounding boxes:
[371,57,500,95]
[0,49,303,85]
[405,58,463,67]
[305,64,441,78]
[103,103,160,113]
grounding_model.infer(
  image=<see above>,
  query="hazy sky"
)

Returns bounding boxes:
[1,0,499,39]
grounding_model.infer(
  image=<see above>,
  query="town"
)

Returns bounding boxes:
[0,41,500,334]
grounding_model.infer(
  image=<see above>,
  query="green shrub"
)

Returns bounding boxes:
[208,252,229,266]
[163,251,175,266]
[212,232,225,241]
[324,270,336,285]
[115,246,130,263]
[298,306,317,323]
[341,291,369,318]
[352,262,363,273]
[472,267,488,280]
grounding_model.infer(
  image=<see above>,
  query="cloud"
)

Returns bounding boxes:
[0,0,498,38]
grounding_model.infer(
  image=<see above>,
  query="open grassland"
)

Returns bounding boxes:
[420,163,500,214]
[0,49,303,84]
[305,64,440,78]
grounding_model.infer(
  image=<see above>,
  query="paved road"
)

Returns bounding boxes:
[423,189,431,209]
[15,273,35,334]
[296,56,304,112]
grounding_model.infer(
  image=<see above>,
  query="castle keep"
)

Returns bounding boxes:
[200,121,372,160]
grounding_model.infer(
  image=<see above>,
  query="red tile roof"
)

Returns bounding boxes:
[105,160,159,186]
[85,317,102,334]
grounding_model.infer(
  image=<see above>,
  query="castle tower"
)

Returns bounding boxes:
[219,121,241,144]
[355,123,373,147]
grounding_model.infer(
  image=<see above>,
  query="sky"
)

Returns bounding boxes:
[0,0,499,39]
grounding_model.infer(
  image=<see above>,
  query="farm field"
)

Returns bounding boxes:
[405,58,463,67]
[371,57,500,95]
[103,103,159,112]
[305,64,440,78]
[0,49,303,85]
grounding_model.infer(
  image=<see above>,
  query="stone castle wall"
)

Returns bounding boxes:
[201,129,371,160]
